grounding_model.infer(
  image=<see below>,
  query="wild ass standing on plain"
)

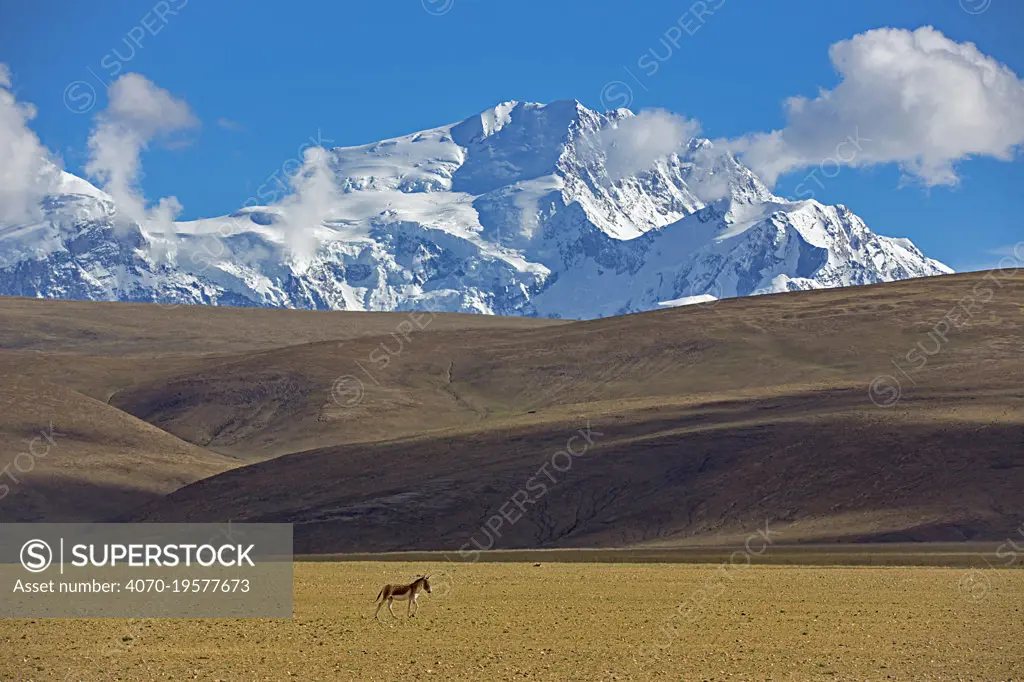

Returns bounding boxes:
[374,575,432,619]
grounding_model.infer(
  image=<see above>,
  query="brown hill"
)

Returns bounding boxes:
[0,299,560,520]
[102,271,1024,551]
[0,379,237,522]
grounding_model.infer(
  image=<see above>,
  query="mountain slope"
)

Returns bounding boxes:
[0,297,560,521]
[0,101,950,318]
[1,271,1019,540]
[118,272,1023,550]
[0,379,238,522]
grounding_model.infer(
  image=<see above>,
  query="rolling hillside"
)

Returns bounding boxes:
[0,300,560,520]
[3,271,1018,548]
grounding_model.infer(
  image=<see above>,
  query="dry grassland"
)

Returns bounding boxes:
[1,561,1021,681]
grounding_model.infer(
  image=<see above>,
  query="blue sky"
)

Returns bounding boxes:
[1,0,1021,271]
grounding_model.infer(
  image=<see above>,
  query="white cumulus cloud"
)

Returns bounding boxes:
[281,146,337,267]
[584,109,702,181]
[85,73,198,236]
[0,64,60,225]
[728,26,1024,187]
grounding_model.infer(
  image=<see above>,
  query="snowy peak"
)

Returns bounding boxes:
[54,170,111,202]
[676,139,779,207]
[0,100,952,318]
[449,100,592,195]
[451,99,597,145]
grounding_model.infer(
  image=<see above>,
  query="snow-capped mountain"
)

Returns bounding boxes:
[0,100,951,318]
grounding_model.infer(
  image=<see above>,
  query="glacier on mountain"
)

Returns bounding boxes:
[0,100,952,319]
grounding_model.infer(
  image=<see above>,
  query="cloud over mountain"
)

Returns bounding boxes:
[85,73,199,236]
[728,26,1024,187]
[0,64,60,225]
[582,109,701,181]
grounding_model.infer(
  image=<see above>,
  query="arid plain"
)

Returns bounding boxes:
[2,562,1022,681]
